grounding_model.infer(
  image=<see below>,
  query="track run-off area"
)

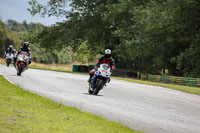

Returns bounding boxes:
[0,64,200,133]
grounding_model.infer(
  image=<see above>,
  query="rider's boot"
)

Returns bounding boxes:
[87,78,91,82]
[88,75,92,82]
[13,58,16,68]
[87,72,93,82]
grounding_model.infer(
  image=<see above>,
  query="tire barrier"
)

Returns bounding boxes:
[88,65,94,71]
[72,65,138,78]
[72,65,79,72]
[73,65,89,72]
[79,65,88,72]
[146,74,199,87]
[73,65,199,87]
[112,69,137,78]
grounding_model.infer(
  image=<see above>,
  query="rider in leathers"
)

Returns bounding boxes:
[88,49,115,86]
[4,45,16,58]
[14,42,31,66]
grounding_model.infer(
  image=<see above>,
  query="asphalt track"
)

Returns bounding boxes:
[0,64,200,133]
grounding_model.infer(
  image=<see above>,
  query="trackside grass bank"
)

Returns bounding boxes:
[0,76,139,133]
[113,77,200,96]
[29,65,73,73]
[0,58,5,64]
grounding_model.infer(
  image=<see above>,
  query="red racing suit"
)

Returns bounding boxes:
[90,55,115,77]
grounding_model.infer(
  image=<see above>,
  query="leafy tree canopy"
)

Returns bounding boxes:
[28,0,200,77]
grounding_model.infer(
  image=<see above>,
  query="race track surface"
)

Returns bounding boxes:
[0,65,200,133]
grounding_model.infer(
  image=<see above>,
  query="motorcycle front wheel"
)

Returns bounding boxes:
[7,62,10,67]
[17,64,23,76]
[6,59,11,67]
[93,79,106,95]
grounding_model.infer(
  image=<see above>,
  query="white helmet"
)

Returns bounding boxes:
[8,45,13,51]
[104,49,111,58]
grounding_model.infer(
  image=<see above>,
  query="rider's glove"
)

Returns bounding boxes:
[94,63,99,71]
[94,66,98,71]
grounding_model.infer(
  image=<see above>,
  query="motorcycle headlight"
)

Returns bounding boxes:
[18,57,23,61]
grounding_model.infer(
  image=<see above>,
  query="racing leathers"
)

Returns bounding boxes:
[14,47,31,65]
[4,48,16,58]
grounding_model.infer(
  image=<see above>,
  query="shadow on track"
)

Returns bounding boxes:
[10,74,25,77]
[10,75,18,76]
[82,93,103,97]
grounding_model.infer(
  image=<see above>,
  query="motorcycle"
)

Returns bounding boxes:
[15,51,30,76]
[5,53,14,67]
[88,64,112,95]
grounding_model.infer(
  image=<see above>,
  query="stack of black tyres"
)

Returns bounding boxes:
[78,65,89,72]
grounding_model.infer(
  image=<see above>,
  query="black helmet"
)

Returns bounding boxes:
[104,49,111,59]
[23,42,29,49]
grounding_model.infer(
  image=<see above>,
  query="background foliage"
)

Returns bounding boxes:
[0,20,21,57]
[0,19,72,64]
[1,0,200,77]
[27,0,200,77]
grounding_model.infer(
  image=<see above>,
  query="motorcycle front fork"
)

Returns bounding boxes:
[91,76,97,90]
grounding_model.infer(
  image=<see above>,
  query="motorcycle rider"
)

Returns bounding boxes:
[14,42,31,65]
[4,45,16,58]
[88,49,115,83]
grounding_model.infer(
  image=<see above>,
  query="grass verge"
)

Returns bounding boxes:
[29,65,72,73]
[0,75,139,133]
[113,77,200,96]
[0,58,5,64]
[29,65,87,75]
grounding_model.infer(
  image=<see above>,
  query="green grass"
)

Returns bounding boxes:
[29,65,72,73]
[0,76,139,133]
[0,61,5,65]
[113,77,200,96]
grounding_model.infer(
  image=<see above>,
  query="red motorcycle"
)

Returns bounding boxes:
[15,51,30,76]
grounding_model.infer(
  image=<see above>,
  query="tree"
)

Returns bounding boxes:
[7,19,26,32]
[0,19,21,57]
[28,0,200,77]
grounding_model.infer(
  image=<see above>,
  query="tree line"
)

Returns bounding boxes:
[28,0,200,77]
[0,19,72,64]
[6,19,43,32]
[0,20,21,57]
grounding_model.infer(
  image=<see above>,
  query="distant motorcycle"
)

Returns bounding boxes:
[5,53,14,67]
[15,51,30,76]
[88,64,112,95]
